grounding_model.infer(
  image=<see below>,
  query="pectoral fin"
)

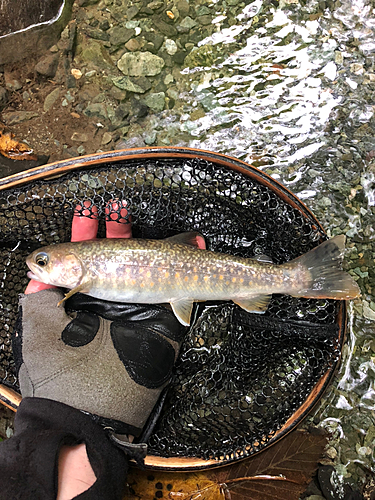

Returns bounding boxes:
[233,295,272,313]
[57,282,92,307]
[170,298,195,326]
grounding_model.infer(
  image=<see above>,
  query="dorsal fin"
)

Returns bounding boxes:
[165,232,206,249]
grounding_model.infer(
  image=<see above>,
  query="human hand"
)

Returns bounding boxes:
[15,200,185,456]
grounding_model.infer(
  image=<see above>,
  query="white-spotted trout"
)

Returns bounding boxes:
[26,233,360,325]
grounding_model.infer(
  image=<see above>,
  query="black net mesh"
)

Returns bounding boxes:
[0,156,341,461]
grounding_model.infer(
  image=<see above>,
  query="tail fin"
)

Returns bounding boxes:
[288,235,360,300]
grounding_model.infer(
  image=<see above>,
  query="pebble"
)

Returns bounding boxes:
[99,132,111,145]
[43,88,60,112]
[71,132,88,142]
[112,76,146,94]
[165,39,178,55]
[143,92,165,112]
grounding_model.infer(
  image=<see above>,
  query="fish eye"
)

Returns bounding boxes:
[35,252,49,267]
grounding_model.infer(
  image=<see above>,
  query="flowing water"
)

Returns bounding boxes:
[165,0,375,490]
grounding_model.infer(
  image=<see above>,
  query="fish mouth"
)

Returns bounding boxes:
[27,271,42,282]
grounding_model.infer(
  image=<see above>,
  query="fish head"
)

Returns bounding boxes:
[26,245,84,288]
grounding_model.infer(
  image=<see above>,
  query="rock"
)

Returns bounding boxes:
[83,103,108,120]
[43,88,60,112]
[117,51,165,77]
[77,0,100,5]
[83,26,110,41]
[144,130,157,145]
[177,0,190,16]
[173,50,186,65]
[143,92,165,112]
[35,53,60,78]
[147,1,164,9]
[112,76,147,93]
[152,16,178,37]
[101,132,112,145]
[2,111,38,125]
[99,19,110,31]
[196,5,211,15]
[4,71,22,91]
[109,26,135,46]
[71,132,88,142]
[0,87,8,110]
[125,38,141,52]
[178,16,198,30]
[143,32,164,51]
[165,39,178,55]
[79,39,115,70]
[127,5,140,20]
[199,15,212,26]
[129,98,148,119]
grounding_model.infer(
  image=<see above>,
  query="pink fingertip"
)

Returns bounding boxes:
[196,235,206,250]
[105,200,132,239]
[25,280,57,295]
[71,203,99,242]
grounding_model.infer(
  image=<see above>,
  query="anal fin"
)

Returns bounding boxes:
[233,295,272,314]
[170,298,195,326]
[57,282,92,307]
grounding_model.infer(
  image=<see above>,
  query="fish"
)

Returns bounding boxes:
[26,233,360,326]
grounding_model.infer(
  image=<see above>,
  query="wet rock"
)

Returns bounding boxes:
[199,15,213,26]
[129,98,148,119]
[116,135,145,149]
[143,92,165,112]
[117,51,165,77]
[0,87,8,110]
[2,111,39,125]
[109,26,135,46]
[144,130,157,145]
[112,76,147,94]
[43,88,60,112]
[196,5,211,16]
[35,53,60,78]
[178,16,198,31]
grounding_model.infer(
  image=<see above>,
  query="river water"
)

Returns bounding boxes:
[169,0,375,491]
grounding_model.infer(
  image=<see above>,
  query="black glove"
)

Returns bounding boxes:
[0,397,129,500]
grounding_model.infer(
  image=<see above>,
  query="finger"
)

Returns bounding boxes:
[196,235,206,250]
[25,280,56,295]
[105,200,132,239]
[71,202,99,242]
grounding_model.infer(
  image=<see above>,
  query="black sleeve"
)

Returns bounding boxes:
[0,397,129,500]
